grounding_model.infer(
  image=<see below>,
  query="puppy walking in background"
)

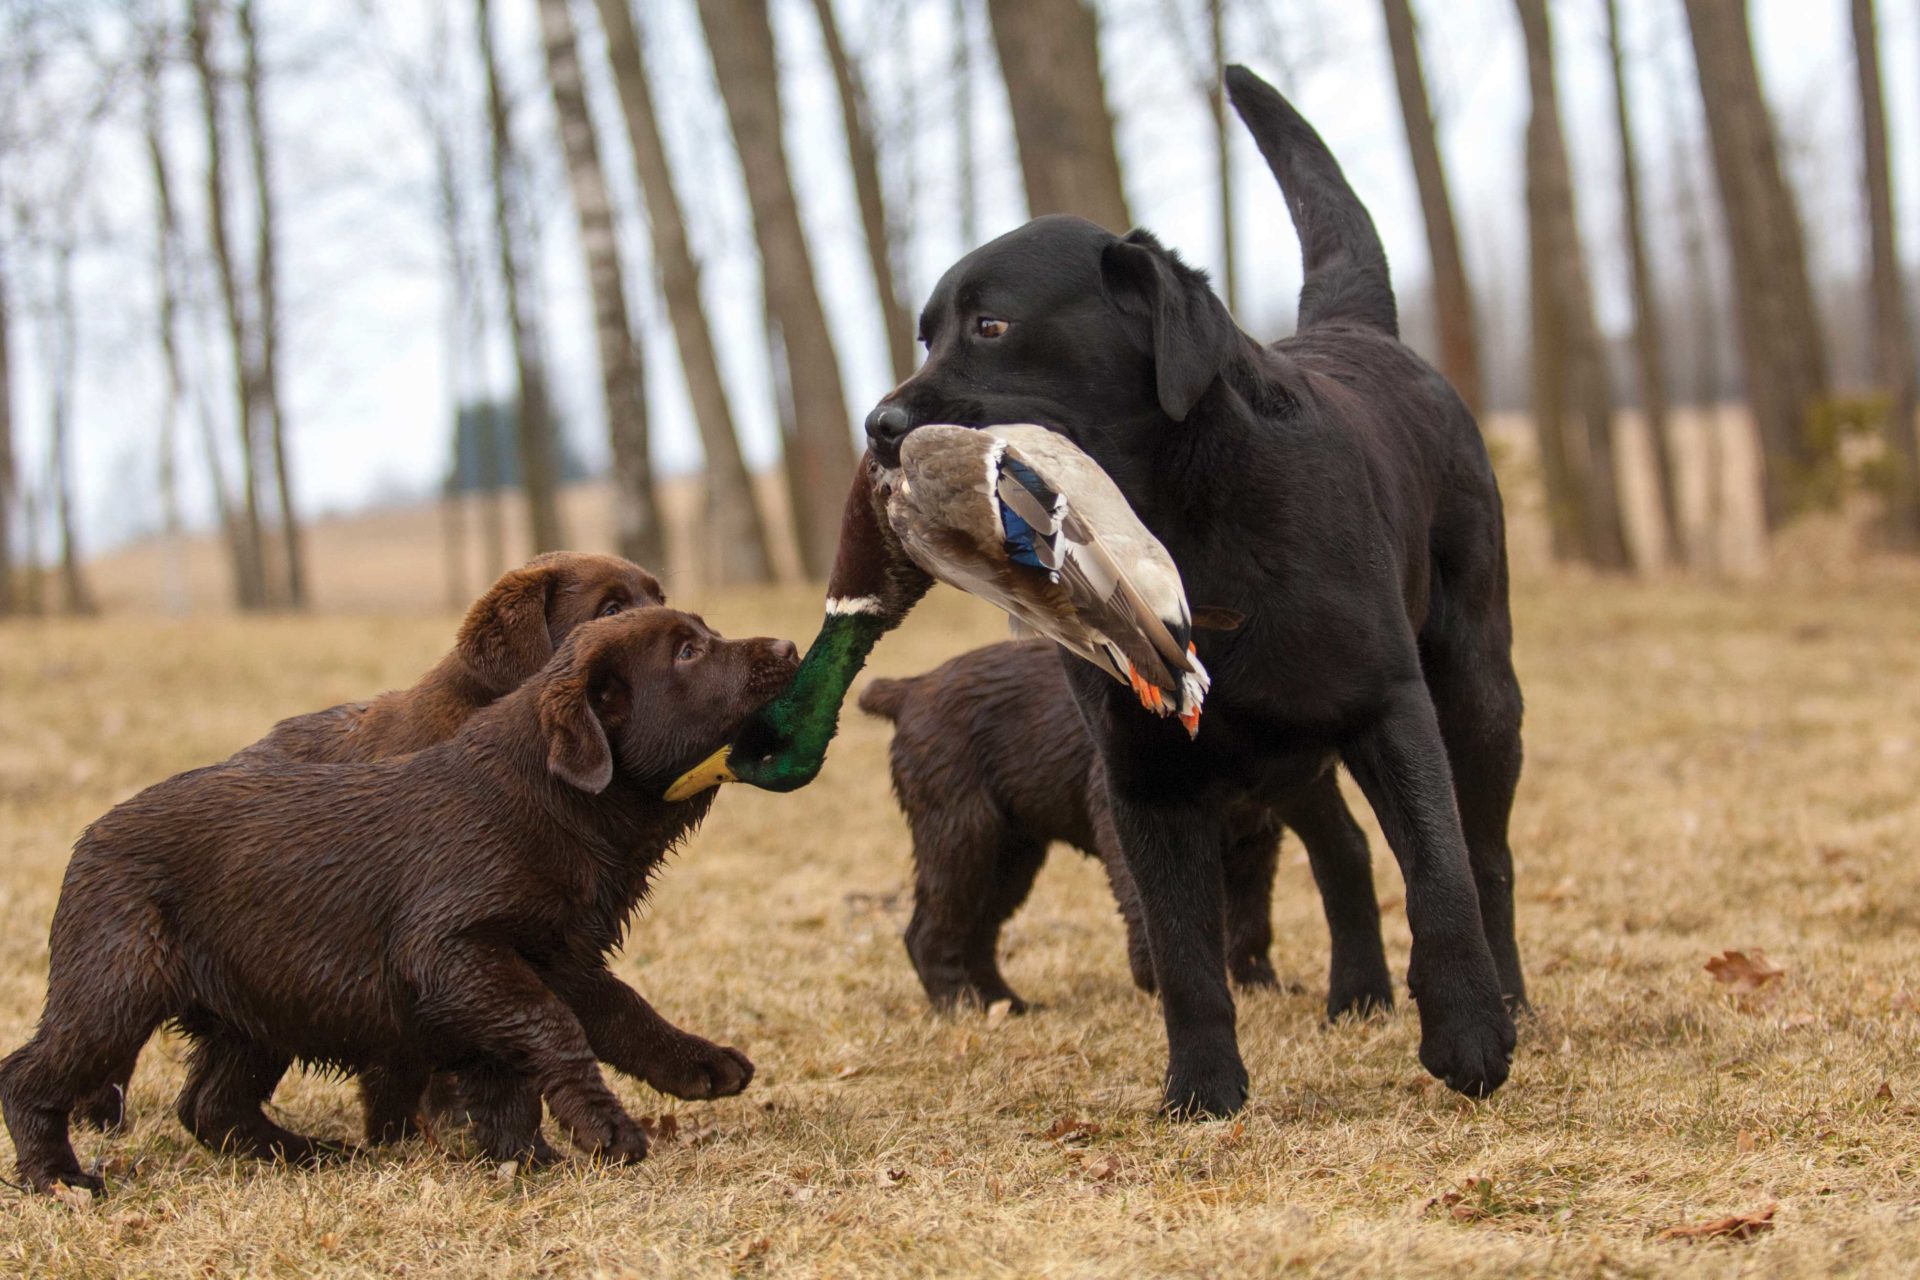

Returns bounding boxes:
[860,67,1524,1114]
[71,551,666,1149]
[859,641,1392,1018]
[1,609,798,1194]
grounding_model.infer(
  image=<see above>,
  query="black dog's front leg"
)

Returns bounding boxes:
[1342,681,1514,1097]
[1108,786,1246,1118]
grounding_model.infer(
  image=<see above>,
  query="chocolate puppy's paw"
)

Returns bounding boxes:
[572,1111,648,1164]
[647,1036,755,1101]
[33,1168,106,1197]
[1411,948,1515,1098]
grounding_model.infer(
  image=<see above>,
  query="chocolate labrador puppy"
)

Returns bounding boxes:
[1,610,797,1193]
[71,551,666,1140]
[860,68,1522,1114]
[860,641,1391,1016]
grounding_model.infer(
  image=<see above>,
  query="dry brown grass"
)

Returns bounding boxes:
[3,574,1920,1277]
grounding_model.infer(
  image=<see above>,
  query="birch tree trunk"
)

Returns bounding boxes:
[1850,0,1920,546]
[984,0,1130,231]
[143,44,192,612]
[1683,0,1829,528]
[239,0,304,605]
[1381,0,1480,416]
[593,0,772,583]
[1516,0,1626,569]
[0,249,14,617]
[954,0,977,249]
[476,0,567,554]
[1605,0,1681,562]
[699,0,857,578]
[810,0,914,385]
[190,0,271,608]
[538,0,661,568]
[46,240,95,615]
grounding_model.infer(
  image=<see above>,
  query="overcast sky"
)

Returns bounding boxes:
[4,0,1915,553]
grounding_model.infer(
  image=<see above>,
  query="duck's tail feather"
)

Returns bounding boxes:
[1225,64,1396,338]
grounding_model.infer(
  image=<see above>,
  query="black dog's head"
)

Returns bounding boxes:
[537,610,799,794]
[864,216,1243,467]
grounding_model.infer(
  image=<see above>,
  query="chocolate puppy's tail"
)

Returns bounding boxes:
[856,676,917,722]
[1225,65,1397,338]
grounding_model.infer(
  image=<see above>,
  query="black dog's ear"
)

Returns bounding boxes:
[1100,229,1237,422]
[537,644,622,793]
[456,559,562,692]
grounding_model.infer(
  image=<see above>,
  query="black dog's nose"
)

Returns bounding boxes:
[864,403,913,451]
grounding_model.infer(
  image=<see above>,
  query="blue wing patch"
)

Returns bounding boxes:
[999,497,1048,569]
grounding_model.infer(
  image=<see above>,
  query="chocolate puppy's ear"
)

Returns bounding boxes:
[457,561,561,692]
[1100,229,1239,422]
[538,659,615,793]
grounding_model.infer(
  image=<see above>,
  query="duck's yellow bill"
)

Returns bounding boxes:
[665,747,736,802]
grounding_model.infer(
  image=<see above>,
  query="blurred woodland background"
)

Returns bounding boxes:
[1,0,1918,615]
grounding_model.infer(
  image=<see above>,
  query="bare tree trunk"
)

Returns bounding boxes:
[1516,0,1626,570]
[593,0,772,583]
[1381,0,1480,417]
[45,241,94,615]
[190,0,270,609]
[476,0,566,554]
[239,0,304,606]
[699,0,858,578]
[1683,0,1829,528]
[1605,0,1681,564]
[1851,0,1920,547]
[810,0,914,385]
[1208,0,1236,314]
[954,0,977,249]
[143,45,191,613]
[538,0,661,568]
[0,249,14,618]
[984,0,1131,231]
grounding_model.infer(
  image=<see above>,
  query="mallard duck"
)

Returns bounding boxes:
[880,424,1213,737]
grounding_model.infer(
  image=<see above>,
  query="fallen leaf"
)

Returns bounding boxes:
[1083,1154,1122,1182]
[984,999,1014,1030]
[50,1182,94,1210]
[1035,1117,1099,1145]
[639,1113,680,1145]
[495,1161,519,1183]
[1705,950,1786,995]
[318,1233,340,1253]
[1735,1130,1756,1154]
[833,1064,865,1080]
[874,1166,908,1188]
[1875,1081,1894,1103]
[1657,1204,1776,1241]
[733,1237,770,1263]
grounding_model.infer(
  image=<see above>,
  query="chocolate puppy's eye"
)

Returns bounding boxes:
[974,316,1008,339]
[599,599,625,618]
[676,641,700,662]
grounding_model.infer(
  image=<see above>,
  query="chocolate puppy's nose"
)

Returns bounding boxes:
[864,403,913,451]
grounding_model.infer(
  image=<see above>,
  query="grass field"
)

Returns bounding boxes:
[3,572,1919,1277]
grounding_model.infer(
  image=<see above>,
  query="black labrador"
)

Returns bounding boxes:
[862,67,1524,1116]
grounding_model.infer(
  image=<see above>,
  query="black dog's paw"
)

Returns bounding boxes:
[1229,954,1280,990]
[1327,963,1395,1021]
[1413,983,1515,1098]
[1160,1047,1250,1120]
[647,1037,755,1101]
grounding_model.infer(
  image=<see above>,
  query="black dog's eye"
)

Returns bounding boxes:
[599,599,625,618]
[676,641,700,662]
[974,316,1008,339]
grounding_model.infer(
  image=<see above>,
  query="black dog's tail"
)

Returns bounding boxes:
[857,676,916,722]
[1225,65,1397,338]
